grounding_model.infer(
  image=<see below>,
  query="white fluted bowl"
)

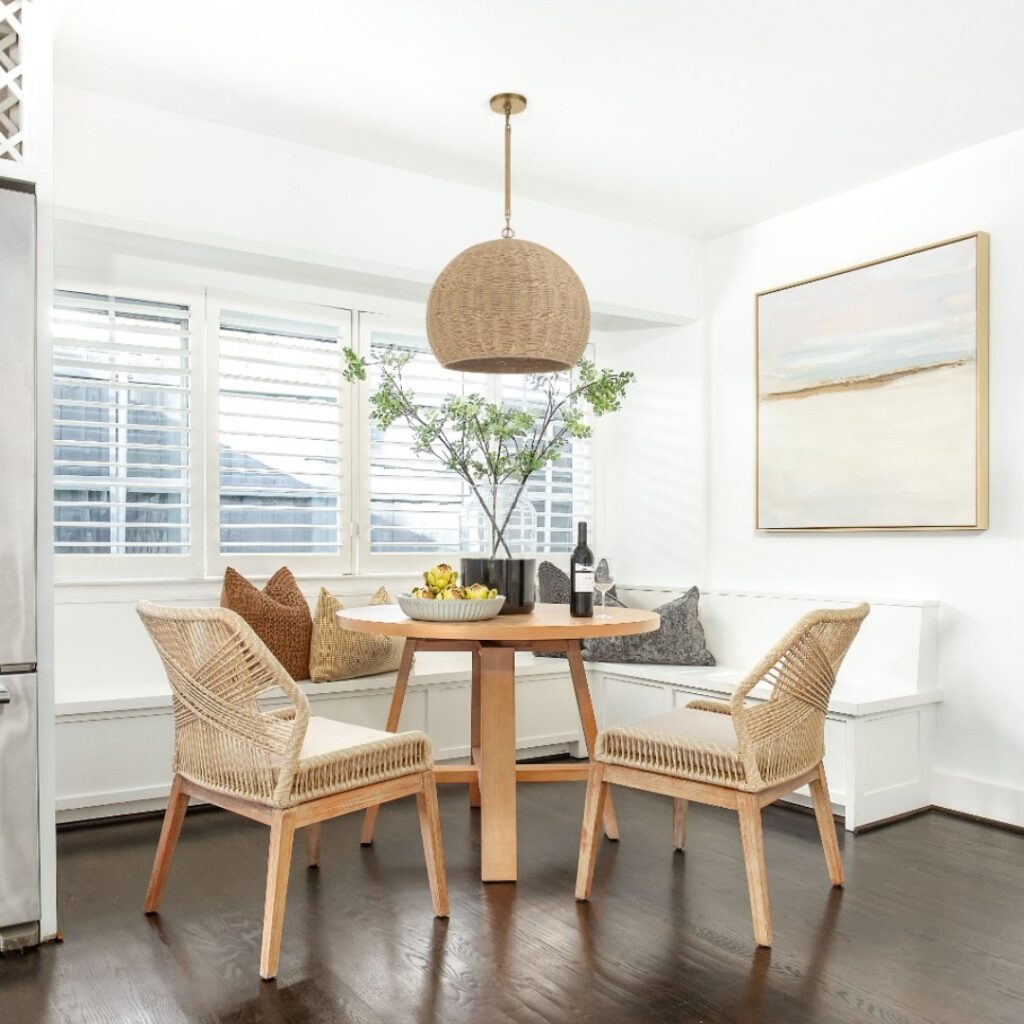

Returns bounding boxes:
[397,594,506,622]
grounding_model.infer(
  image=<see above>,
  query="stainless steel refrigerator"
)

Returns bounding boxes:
[0,180,40,951]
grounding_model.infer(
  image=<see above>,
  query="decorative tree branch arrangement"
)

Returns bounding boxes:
[343,346,635,558]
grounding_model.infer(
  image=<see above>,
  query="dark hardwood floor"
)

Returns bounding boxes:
[1,782,1022,1024]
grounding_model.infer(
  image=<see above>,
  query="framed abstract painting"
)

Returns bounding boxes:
[756,232,988,531]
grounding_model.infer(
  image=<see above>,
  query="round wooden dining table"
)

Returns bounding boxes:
[336,602,660,882]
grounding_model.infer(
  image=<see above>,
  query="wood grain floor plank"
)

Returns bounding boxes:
[2,777,1022,1024]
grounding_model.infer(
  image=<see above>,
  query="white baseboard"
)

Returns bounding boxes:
[932,770,1024,830]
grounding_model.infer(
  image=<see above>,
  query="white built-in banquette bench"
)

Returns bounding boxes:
[54,583,939,831]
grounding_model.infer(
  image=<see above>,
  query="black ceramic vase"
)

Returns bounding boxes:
[460,557,536,615]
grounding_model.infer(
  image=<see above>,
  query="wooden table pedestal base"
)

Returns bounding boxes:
[361,638,618,882]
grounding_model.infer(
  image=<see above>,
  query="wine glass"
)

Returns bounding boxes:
[594,559,615,619]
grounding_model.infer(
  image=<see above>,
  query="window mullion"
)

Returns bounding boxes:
[109,305,127,556]
[339,307,356,573]
[113,377,128,555]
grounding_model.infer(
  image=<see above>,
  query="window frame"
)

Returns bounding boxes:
[52,282,597,582]
[354,310,475,574]
[355,311,596,574]
[52,280,208,582]
[204,291,356,578]
[499,361,595,558]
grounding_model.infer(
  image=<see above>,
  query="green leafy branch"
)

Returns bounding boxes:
[343,346,634,557]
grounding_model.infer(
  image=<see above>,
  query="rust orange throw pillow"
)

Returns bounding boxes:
[220,566,312,680]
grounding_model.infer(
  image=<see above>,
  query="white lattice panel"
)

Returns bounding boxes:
[0,0,25,161]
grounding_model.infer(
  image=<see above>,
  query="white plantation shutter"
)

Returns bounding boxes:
[218,309,346,555]
[52,294,596,574]
[501,370,592,553]
[52,291,192,555]
[367,326,591,557]
[367,330,471,554]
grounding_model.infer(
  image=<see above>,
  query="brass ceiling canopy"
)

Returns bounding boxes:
[426,93,590,374]
[489,92,527,115]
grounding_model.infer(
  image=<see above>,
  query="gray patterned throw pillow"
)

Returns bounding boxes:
[536,563,715,667]
[582,586,716,666]
[537,559,625,608]
[536,560,625,659]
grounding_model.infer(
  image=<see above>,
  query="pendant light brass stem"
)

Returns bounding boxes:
[503,101,513,238]
[489,93,527,240]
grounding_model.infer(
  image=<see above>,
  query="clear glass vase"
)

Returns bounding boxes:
[460,483,538,559]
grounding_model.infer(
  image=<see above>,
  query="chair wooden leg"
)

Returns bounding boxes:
[809,762,845,886]
[737,794,772,947]
[260,810,297,980]
[361,639,416,845]
[416,772,449,917]
[469,650,481,808]
[575,764,609,901]
[144,775,190,914]
[673,798,689,852]
[306,822,321,868]
[566,640,619,841]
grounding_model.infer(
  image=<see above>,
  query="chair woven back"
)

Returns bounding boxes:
[731,604,869,790]
[137,602,310,806]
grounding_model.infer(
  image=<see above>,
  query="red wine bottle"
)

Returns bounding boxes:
[570,522,594,617]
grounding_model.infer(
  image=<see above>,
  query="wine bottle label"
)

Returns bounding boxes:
[574,565,594,593]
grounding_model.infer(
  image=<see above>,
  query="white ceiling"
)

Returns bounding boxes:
[54,0,1024,238]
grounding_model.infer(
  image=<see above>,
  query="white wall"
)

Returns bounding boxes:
[704,128,1024,826]
[51,84,1024,827]
[53,85,704,319]
[594,323,706,585]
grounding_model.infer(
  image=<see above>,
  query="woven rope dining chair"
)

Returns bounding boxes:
[137,601,448,979]
[576,603,869,947]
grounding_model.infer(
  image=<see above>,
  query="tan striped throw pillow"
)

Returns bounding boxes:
[309,586,404,683]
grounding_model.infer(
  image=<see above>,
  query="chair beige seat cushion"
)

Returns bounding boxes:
[296,717,415,759]
[596,706,746,789]
[278,717,432,807]
[630,706,739,748]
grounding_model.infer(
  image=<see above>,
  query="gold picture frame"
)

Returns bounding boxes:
[755,232,989,532]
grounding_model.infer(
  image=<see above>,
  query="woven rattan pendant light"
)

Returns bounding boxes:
[426,93,590,374]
